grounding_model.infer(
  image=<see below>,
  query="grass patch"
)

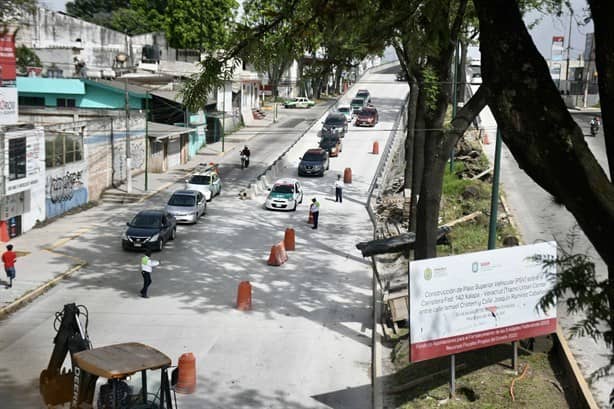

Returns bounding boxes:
[389,338,570,408]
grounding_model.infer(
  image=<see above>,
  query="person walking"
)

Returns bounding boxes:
[310,198,320,229]
[240,145,251,169]
[2,244,16,289]
[140,249,159,298]
[334,174,344,203]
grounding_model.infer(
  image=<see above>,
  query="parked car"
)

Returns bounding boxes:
[185,170,221,201]
[319,134,342,157]
[356,89,371,103]
[354,107,379,127]
[298,148,330,177]
[321,112,348,137]
[122,210,176,251]
[165,190,206,224]
[337,105,352,122]
[265,178,304,211]
[284,96,315,108]
[350,97,366,115]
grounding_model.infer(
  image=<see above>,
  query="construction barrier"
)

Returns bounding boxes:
[343,167,352,184]
[267,241,288,266]
[174,352,197,394]
[284,228,295,251]
[372,141,380,154]
[236,281,252,311]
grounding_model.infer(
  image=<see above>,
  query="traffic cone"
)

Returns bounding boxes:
[175,353,197,394]
[284,228,295,251]
[236,281,252,311]
[372,141,379,154]
[483,132,490,145]
[343,168,352,184]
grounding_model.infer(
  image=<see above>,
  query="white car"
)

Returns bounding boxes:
[265,179,304,211]
[337,105,352,122]
[284,97,315,109]
[185,171,222,201]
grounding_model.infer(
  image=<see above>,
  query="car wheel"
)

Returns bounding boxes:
[170,228,176,240]
[299,194,303,204]
[293,201,297,211]
[157,239,164,252]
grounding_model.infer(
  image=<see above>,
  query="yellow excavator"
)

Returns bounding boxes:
[40,303,179,409]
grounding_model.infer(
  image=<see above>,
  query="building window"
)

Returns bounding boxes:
[8,137,27,181]
[45,133,83,168]
[18,96,45,107]
[57,98,76,108]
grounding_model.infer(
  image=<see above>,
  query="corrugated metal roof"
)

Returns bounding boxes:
[147,121,192,140]
[85,79,150,98]
[16,77,85,95]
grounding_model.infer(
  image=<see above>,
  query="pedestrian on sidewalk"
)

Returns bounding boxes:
[334,174,344,203]
[140,249,159,298]
[2,244,16,289]
[310,198,320,229]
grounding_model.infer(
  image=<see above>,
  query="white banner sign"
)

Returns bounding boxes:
[0,87,17,125]
[409,242,557,362]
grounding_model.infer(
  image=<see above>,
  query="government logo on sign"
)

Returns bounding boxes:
[423,268,433,281]
[472,262,479,273]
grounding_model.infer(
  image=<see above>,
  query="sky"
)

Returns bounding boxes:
[39,0,594,62]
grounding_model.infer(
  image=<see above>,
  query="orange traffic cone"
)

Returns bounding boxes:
[372,141,379,154]
[483,132,490,145]
[175,353,197,394]
[284,228,295,251]
[267,242,288,266]
[343,167,352,184]
[236,281,252,311]
[308,211,314,224]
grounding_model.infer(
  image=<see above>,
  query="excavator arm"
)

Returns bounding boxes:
[40,303,97,407]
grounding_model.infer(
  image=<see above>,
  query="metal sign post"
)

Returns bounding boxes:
[450,354,456,399]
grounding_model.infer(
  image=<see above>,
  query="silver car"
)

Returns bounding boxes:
[165,190,206,224]
[185,171,222,201]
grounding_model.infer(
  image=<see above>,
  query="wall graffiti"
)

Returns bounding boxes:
[46,171,84,203]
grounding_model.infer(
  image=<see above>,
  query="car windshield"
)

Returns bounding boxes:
[302,153,324,162]
[168,194,196,207]
[338,107,350,114]
[130,213,161,228]
[188,175,211,185]
[272,184,294,194]
[357,91,369,98]
[358,109,374,116]
[324,116,345,126]
[351,98,364,105]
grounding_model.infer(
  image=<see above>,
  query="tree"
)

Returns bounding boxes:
[65,0,130,26]
[472,0,614,367]
[164,0,238,52]
[109,0,168,35]
[0,0,36,28]
[15,45,41,73]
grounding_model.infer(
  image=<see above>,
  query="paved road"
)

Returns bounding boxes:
[0,71,408,409]
[480,106,613,408]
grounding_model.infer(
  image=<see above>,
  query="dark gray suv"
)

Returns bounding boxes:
[298,148,330,177]
[321,112,348,137]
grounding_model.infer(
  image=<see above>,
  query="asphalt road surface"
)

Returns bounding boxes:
[0,70,408,409]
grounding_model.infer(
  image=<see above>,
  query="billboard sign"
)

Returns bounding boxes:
[0,87,18,124]
[0,32,16,83]
[409,242,557,362]
[551,36,565,62]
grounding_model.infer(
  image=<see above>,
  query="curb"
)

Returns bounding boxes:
[0,260,87,318]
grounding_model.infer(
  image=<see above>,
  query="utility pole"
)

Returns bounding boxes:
[565,10,573,94]
[124,77,132,193]
[144,92,149,191]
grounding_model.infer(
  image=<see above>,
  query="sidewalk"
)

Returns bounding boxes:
[0,110,279,315]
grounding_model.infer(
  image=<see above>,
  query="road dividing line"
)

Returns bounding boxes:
[45,226,93,251]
